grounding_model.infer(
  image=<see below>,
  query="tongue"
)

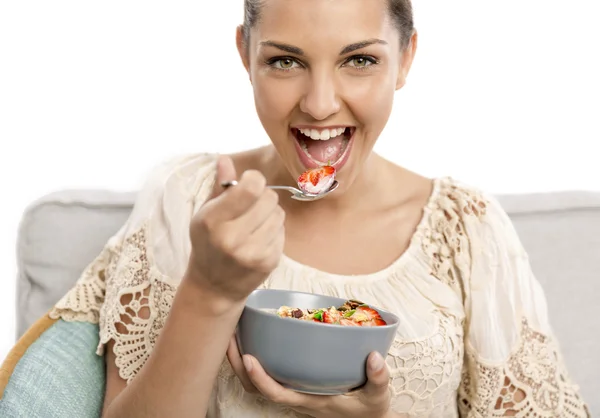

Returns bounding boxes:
[304,136,345,163]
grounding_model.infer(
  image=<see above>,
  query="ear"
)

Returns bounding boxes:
[396,29,418,90]
[236,25,251,78]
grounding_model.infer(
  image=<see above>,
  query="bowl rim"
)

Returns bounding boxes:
[242,288,400,330]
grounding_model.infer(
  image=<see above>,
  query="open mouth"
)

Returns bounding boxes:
[291,127,355,168]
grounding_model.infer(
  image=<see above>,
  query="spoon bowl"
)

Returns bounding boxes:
[221,180,339,201]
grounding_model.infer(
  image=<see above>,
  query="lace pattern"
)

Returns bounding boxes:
[387,313,463,417]
[50,246,112,323]
[458,318,589,418]
[420,179,486,298]
[96,224,177,382]
[51,223,177,383]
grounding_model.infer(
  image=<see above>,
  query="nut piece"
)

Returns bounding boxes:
[292,308,304,318]
[338,299,364,311]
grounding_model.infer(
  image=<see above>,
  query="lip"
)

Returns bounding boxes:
[292,125,353,130]
[290,127,355,171]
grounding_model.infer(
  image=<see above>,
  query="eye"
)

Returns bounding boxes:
[345,56,378,69]
[269,58,301,71]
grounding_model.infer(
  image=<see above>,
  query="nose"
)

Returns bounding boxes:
[299,71,341,120]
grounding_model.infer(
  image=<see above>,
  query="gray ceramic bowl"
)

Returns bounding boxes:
[236,289,399,395]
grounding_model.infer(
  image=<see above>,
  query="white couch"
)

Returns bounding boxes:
[14,189,600,415]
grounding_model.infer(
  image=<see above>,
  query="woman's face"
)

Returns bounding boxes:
[237,0,416,191]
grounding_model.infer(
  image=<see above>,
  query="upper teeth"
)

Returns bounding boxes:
[299,127,345,141]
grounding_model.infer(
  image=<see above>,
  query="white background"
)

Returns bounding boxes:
[0,1,598,362]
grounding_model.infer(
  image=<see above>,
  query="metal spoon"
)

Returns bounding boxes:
[221,180,339,202]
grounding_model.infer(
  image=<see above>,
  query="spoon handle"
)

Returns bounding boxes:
[267,185,303,194]
[220,181,302,195]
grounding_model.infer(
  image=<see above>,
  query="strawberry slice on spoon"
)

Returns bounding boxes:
[297,165,336,195]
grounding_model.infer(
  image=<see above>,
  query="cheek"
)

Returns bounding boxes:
[342,73,395,135]
[252,74,300,127]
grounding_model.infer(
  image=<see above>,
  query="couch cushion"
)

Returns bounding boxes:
[16,190,135,338]
[15,188,600,415]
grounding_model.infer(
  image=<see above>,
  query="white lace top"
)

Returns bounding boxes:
[50,153,590,418]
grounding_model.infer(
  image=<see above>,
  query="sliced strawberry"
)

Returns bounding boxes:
[322,310,334,323]
[340,318,361,327]
[297,171,313,186]
[359,318,387,327]
[297,169,318,187]
[298,165,335,185]
[322,309,340,324]
[372,318,387,326]
[355,306,387,326]
[356,306,383,320]
[297,166,336,193]
[320,165,335,177]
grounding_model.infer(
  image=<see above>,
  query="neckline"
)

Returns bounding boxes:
[279,177,446,283]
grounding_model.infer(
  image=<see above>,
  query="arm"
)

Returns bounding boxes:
[456,191,590,417]
[102,276,244,418]
[98,155,283,417]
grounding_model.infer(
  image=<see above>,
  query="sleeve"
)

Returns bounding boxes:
[50,153,217,383]
[457,192,590,417]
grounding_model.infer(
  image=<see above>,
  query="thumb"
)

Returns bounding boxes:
[209,155,237,199]
[362,351,390,397]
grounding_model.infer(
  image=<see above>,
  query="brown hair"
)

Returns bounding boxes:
[242,0,414,50]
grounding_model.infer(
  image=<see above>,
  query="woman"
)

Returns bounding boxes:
[50,0,589,417]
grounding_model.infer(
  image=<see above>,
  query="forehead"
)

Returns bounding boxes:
[253,0,397,49]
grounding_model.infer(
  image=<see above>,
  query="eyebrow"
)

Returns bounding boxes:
[340,39,388,55]
[259,38,388,56]
[259,40,304,55]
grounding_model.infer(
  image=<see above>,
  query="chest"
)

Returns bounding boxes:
[283,205,425,276]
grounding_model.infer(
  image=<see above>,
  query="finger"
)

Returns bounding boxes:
[242,355,326,410]
[362,351,391,399]
[263,220,285,256]
[206,169,267,224]
[261,225,286,271]
[213,189,281,261]
[245,202,285,245]
[208,155,238,200]
[234,208,285,272]
[226,336,258,394]
[224,188,280,238]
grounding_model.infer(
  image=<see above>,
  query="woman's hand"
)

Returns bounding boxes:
[186,155,285,304]
[226,336,399,418]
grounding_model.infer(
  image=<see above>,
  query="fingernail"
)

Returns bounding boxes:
[243,355,253,372]
[368,352,385,372]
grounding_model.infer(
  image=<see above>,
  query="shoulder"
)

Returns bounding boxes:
[121,152,219,234]
[421,176,492,253]
[141,152,219,195]
[429,176,516,233]
[432,177,525,262]
[429,177,490,219]
[421,177,526,284]
[135,152,218,205]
